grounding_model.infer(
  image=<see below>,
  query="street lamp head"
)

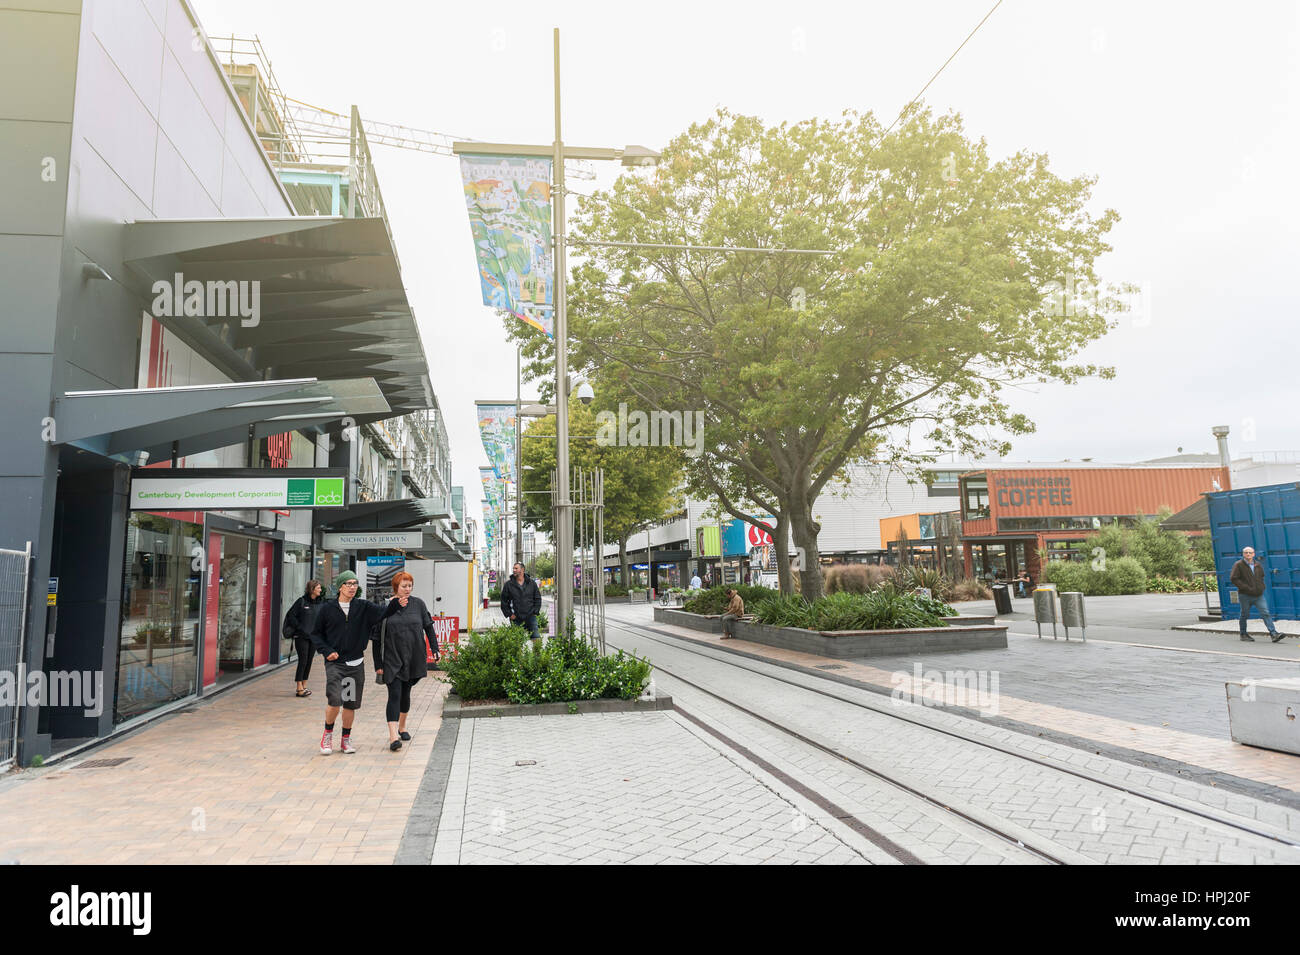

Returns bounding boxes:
[620,145,661,168]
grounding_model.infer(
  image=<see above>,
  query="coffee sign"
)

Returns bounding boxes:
[994,475,1073,508]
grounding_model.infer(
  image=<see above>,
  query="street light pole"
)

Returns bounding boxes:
[453,29,660,636]
[516,344,523,570]
[552,27,573,633]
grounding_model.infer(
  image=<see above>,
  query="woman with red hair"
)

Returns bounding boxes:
[375,571,439,751]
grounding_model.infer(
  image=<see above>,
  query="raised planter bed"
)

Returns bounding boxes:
[653,607,1006,657]
[655,607,724,633]
[443,692,674,719]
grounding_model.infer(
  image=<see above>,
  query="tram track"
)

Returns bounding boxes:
[602,612,1300,862]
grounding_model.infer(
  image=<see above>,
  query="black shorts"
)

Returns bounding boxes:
[324,659,365,710]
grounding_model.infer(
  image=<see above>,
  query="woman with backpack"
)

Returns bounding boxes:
[284,579,325,697]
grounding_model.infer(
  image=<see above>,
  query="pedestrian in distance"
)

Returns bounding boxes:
[309,571,396,754]
[720,588,744,640]
[690,572,702,590]
[1014,567,1033,598]
[501,561,543,642]
[284,579,326,697]
[375,571,439,752]
[1230,546,1283,643]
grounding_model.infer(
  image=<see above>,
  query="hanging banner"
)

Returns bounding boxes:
[480,466,510,517]
[475,402,518,483]
[460,155,554,337]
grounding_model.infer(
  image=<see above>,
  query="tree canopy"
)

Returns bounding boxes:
[558,105,1124,598]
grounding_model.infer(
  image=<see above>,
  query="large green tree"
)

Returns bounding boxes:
[519,401,684,585]
[560,106,1124,599]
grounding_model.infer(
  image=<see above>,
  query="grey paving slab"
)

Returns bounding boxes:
[425,710,873,865]
[602,610,1300,865]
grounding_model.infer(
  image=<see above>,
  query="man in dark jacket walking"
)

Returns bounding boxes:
[501,562,543,641]
[1229,546,1283,643]
[309,571,395,753]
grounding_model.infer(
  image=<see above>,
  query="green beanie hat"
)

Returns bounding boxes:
[333,570,358,589]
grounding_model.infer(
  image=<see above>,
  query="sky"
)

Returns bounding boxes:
[193,0,1300,545]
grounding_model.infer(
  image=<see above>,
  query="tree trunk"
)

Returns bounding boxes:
[789,496,824,601]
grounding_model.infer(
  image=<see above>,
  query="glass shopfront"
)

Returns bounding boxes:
[116,513,202,723]
[281,542,311,661]
[217,535,261,678]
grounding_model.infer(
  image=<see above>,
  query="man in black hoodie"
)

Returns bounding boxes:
[309,571,395,753]
[501,562,543,641]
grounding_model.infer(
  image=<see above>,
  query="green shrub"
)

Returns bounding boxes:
[899,566,954,601]
[682,584,774,615]
[503,635,652,703]
[753,591,953,631]
[604,584,629,597]
[536,608,548,633]
[1148,575,1205,593]
[441,624,528,700]
[487,586,502,601]
[1043,556,1147,595]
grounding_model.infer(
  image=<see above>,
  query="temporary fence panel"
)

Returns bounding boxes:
[0,544,33,768]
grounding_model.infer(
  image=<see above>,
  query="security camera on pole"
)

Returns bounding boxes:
[454,28,660,632]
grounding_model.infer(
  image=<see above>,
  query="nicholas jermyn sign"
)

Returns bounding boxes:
[130,473,346,510]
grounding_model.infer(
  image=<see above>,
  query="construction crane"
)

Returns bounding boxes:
[284,95,595,177]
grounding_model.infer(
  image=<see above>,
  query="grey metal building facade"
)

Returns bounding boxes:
[0,0,455,765]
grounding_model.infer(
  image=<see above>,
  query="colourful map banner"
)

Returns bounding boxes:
[480,466,509,517]
[476,402,518,484]
[460,155,554,337]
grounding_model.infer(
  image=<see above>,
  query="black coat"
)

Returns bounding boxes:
[284,594,325,641]
[376,596,438,684]
[501,574,542,619]
[308,597,393,666]
[1230,559,1267,597]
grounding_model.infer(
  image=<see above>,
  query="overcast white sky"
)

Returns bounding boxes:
[194,0,1300,541]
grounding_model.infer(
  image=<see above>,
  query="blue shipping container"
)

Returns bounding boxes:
[1207,482,1300,620]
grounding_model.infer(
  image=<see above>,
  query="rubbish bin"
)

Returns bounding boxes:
[1059,591,1086,641]
[991,582,1012,615]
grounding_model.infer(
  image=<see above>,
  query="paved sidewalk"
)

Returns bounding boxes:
[0,665,448,864]
[428,711,872,865]
[626,609,1300,798]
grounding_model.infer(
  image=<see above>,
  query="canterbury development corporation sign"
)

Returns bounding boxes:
[128,468,349,510]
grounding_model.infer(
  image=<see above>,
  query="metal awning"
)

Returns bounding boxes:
[54,377,389,462]
[121,216,433,418]
[317,497,451,531]
[413,523,466,561]
[1161,497,1210,532]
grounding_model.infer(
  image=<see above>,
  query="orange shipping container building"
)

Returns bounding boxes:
[957,465,1229,583]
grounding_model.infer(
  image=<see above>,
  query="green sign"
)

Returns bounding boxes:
[287,479,316,506]
[314,478,345,506]
[129,472,348,510]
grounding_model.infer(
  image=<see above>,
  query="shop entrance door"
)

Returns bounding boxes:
[206,534,273,686]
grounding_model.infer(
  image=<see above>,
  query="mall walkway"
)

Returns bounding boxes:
[0,663,448,864]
